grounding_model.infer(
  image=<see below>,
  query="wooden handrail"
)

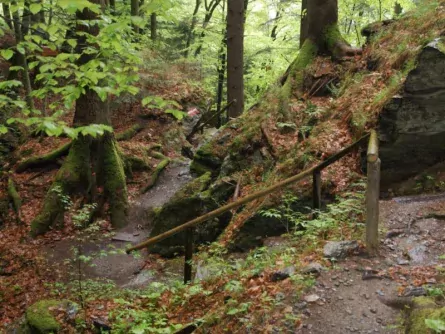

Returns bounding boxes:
[126,133,371,254]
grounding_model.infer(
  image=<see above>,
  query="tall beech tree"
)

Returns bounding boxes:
[226,0,246,118]
[31,0,129,235]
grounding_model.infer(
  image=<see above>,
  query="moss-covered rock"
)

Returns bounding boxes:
[405,297,445,334]
[148,173,236,257]
[25,299,78,333]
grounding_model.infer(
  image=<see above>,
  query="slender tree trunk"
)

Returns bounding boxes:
[300,0,308,48]
[2,4,13,29]
[227,0,245,118]
[394,2,402,16]
[48,0,53,25]
[131,0,140,33]
[11,1,34,110]
[31,0,128,236]
[194,0,222,57]
[150,13,157,40]
[21,1,31,37]
[184,0,201,58]
[216,0,227,127]
[271,9,280,41]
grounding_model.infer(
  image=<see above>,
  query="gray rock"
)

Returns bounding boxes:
[323,240,359,259]
[302,262,325,276]
[379,37,445,187]
[270,266,295,282]
[407,245,427,263]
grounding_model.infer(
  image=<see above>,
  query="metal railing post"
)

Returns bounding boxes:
[184,227,194,284]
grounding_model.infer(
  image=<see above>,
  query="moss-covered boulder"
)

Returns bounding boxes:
[148,173,236,257]
[25,299,78,333]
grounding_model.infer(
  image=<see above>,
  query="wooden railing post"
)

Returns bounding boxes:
[366,130,380,255]
[184,227,194,284]
[313,169,322,210]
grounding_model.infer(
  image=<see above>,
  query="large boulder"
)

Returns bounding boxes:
[148,173,236,257]
[379,38,445,187]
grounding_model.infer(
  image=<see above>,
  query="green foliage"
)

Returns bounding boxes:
[425,319,445,333]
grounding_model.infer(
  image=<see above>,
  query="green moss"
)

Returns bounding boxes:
[7,176,21,215]
[31,138,90,236]
[190,160,215,176]
[16,142,72,173]
[115,124,143,141]
[26,299,77,333]
[142,158,170,193]
[408,298,445,334]
[279,40,317,118]
[103,136,128,228]
[172,172,212,202]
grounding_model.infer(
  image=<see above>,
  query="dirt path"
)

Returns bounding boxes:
[297,193,445,333]
[43,159,192,288]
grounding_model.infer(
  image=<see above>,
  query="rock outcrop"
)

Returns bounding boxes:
[379,38,445,187]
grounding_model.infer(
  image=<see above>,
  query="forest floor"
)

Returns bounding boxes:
[297,193,445,333]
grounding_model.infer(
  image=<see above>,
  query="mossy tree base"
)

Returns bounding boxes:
[30,134,129,236]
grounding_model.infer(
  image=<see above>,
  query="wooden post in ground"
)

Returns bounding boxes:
[184,227,194,284]
[366,130,380,255]
[313,170,322,210]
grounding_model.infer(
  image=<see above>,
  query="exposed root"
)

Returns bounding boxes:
[116,123,144,142]
[8,176,21,222]
[142,158,170,193]
[15,142,71,173]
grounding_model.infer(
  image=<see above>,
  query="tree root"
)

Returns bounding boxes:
[8,176,21,222]
[116,123,144,142]
[15,142,71,173]
[142,157,170,193]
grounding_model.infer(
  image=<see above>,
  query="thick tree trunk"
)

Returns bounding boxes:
[31,0,128,236]
[227,0,245,118]
[303,0,361,57]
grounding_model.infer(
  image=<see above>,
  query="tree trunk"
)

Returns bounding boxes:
[300,0,308,48]
[131,0,140,33]
[194,0,222,58]
[11,1,34,110]
[226,0,245,118]
[184,0,201,58]
[216,0,227,127]
[150,13,157,40]
[31,0,128,236]
[304,0,360,57]
[394,2,402,16]
[2,4,13,29]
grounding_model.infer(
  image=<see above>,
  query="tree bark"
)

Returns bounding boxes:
[11,1,34,110]
[184,0,201,58]
[227,0,245,118]
[31,0,128,236]
[131,0,140,33]
[215,0,227,126]
[194,0,222,57]
[2,4,13,29]
[150,13,157,40]
[304,0,361,57]
[300,0,308,48]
